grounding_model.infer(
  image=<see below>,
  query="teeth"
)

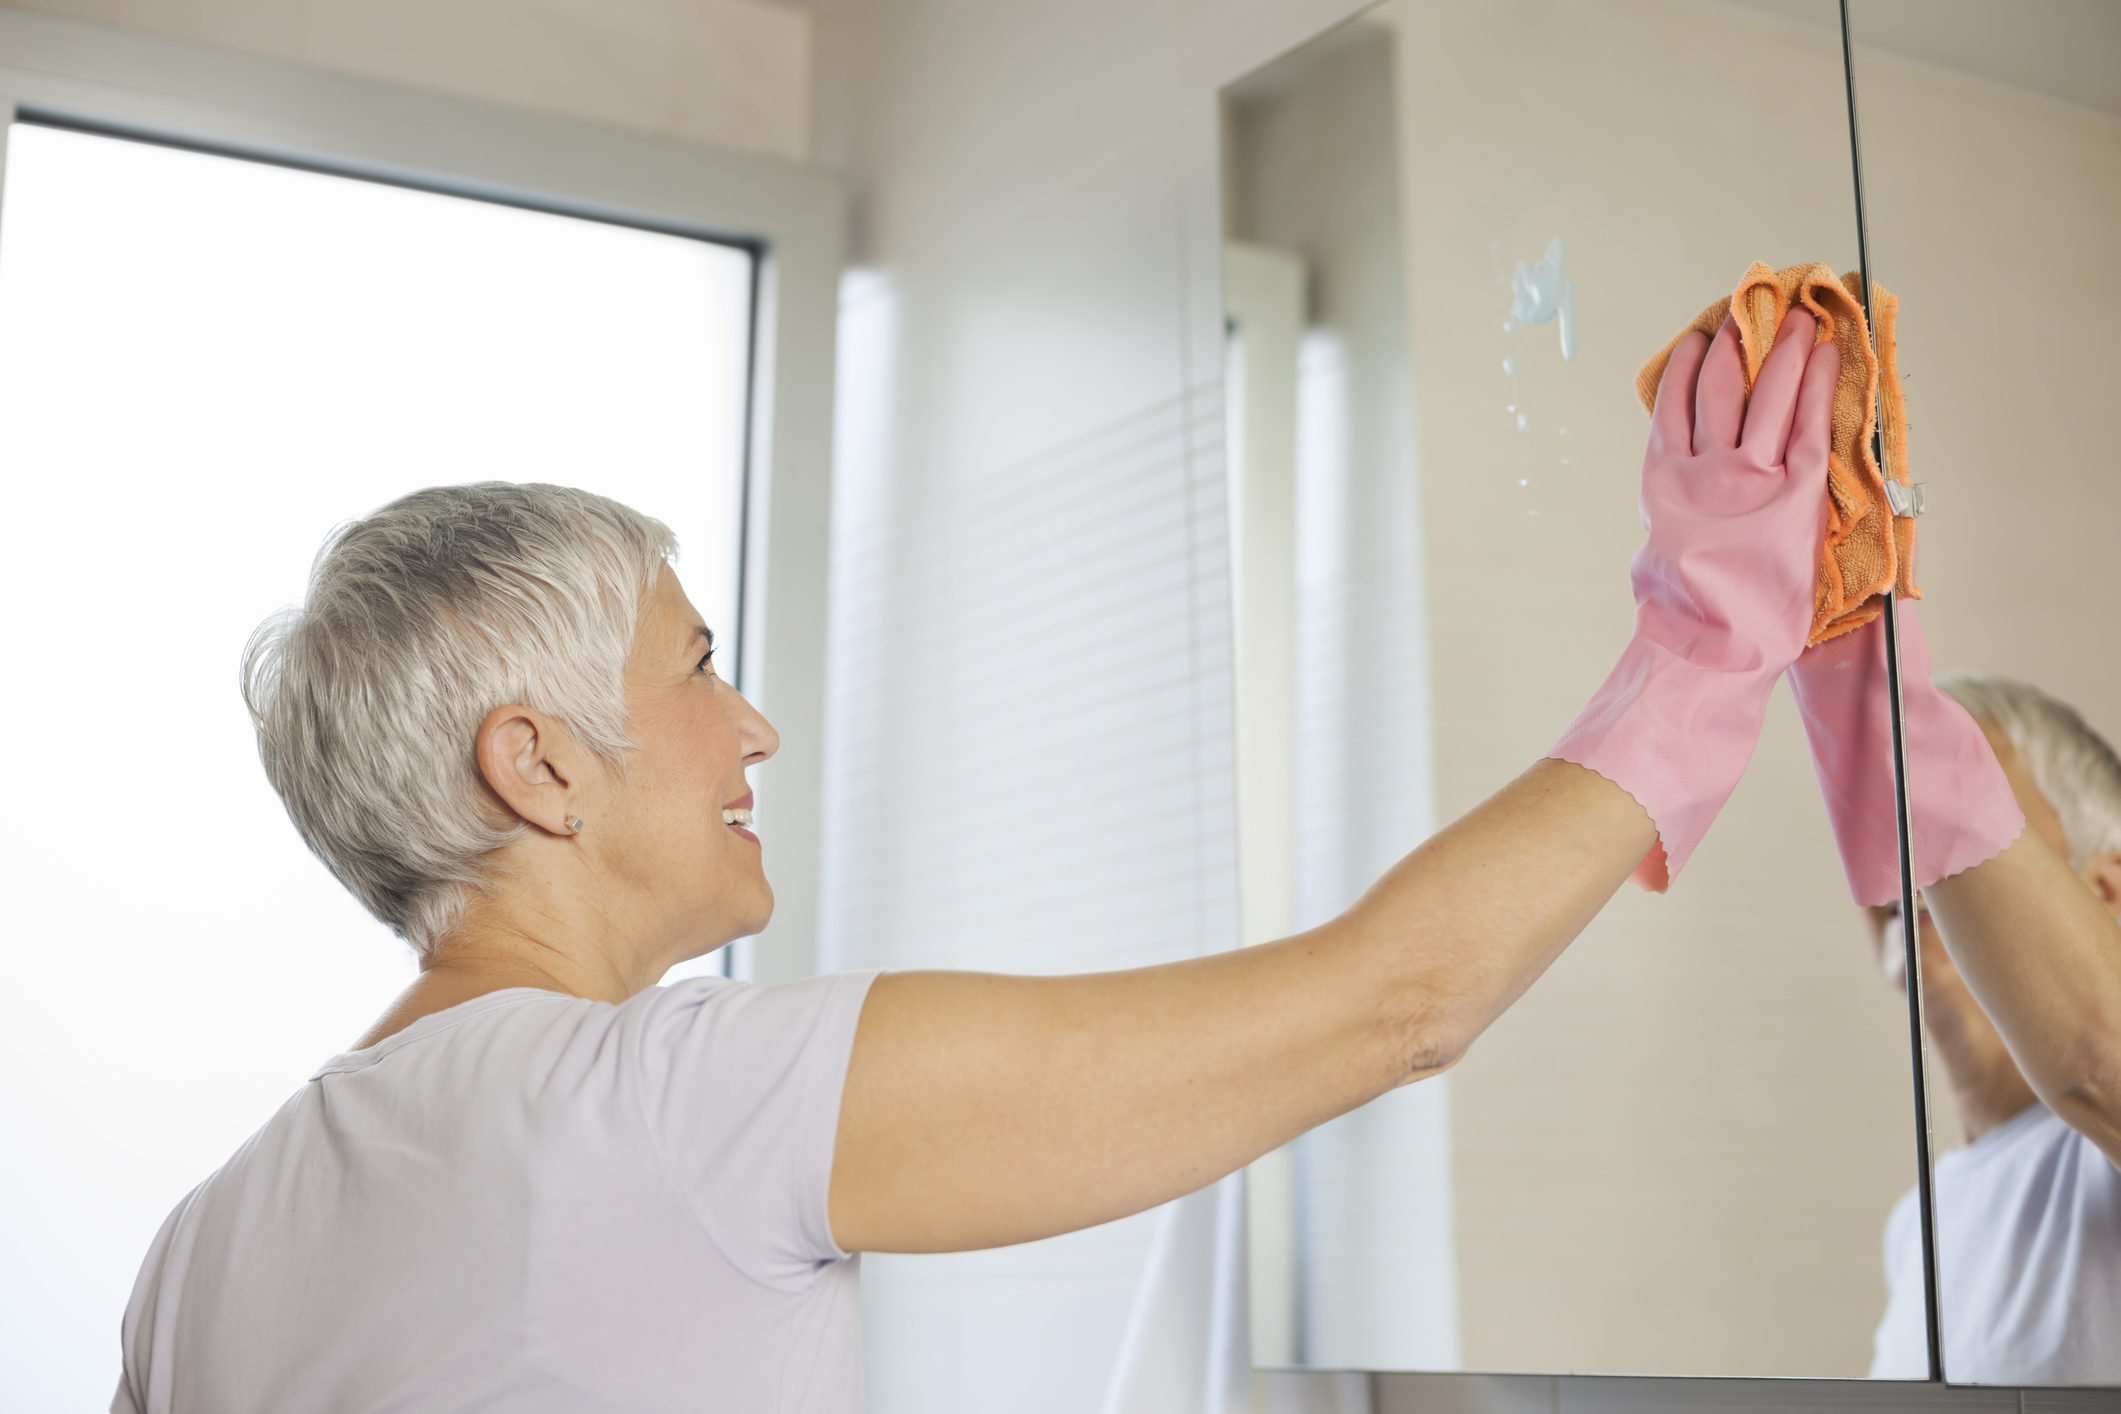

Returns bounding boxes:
[722,808,753,827]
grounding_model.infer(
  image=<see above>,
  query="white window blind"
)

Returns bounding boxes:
[818,269,1241,1414]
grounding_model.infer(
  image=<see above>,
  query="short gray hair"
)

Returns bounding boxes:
[243,483,676,955]
[1939,673,2121,871]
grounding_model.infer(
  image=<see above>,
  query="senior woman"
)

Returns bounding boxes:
[118,314,1843,1411]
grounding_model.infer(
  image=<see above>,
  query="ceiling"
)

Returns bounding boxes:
[1731,0,2121,117]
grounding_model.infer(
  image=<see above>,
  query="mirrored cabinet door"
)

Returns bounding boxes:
[1223,0,1930,1379]
[1845,1,2121,1387]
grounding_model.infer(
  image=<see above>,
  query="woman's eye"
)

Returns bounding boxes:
[697,651,717,676]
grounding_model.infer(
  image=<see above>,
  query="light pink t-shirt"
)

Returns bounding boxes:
[113,971,881,1414]
[1872,1101,2121,1383]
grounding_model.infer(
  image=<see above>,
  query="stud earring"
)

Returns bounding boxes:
[566,816,584,834]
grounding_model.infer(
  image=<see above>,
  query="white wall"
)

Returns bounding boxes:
[1227,27,1460,1374]
[808,1,1370,1409]
[2,0,814,161]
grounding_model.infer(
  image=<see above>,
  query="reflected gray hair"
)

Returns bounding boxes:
[242,483,675,955]
[1939,673,2121,871]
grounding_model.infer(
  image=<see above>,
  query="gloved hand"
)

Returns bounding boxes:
[1550,310,1839,891]
[1787,601,2024,907]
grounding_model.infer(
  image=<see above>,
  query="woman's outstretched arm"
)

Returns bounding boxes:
[1924,830,2121,1168]
[828,757,1651,1254]
[831,309,1840,1255]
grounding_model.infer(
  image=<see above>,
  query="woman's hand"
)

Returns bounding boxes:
[1551,309,1838,889]
[1787,601,2022,907]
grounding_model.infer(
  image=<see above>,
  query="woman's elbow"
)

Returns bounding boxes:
[2053,1049,2121,1145]
[1381,992,1478,1086]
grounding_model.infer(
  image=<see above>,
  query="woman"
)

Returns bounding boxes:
[117,313,1842,1412]
[1789,645,2121,1379]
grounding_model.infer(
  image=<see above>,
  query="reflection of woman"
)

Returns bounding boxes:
[1824,669,2121,1383]
[115,315,1837,1412]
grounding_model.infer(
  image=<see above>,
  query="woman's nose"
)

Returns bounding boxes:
[737,690,780,763]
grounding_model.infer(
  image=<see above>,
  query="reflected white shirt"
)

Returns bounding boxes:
[114,971,880,1413]
[1873,1101,2121,1383]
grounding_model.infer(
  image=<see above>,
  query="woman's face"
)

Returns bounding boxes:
[605,564,779,959]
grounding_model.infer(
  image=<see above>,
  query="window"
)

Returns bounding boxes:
[0,121,755,1405]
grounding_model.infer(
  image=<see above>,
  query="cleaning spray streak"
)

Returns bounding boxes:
[1511,237,1577,361]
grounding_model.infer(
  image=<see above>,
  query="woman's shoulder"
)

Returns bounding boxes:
[305,971,881,1132]
[616,970,882,1065]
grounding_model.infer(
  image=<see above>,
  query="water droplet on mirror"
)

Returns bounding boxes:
[1503,319,1517,333]
[1516,413,1528,431]
[1502,355,1517,375]
[1519,478,1528,486]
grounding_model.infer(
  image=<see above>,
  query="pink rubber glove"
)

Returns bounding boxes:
[1550,310,1839,891]
[1787,601,2024,907]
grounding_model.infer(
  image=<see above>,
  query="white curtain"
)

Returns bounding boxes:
[1101,1177,1375,1414]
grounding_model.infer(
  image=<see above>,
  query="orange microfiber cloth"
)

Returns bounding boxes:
[1636,261,1918,645]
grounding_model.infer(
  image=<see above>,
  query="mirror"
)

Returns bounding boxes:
[1845,0,2121,1386]
[1223,0,1932,1378]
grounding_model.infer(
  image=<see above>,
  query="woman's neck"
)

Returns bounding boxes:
[352,908,661,1050]
[1924,985,2040,1144]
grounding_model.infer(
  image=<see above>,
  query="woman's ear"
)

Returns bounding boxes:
[2082,850,2121,920]
[475,704,581,836]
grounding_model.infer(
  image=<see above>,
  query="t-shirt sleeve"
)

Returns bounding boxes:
[1868,1186,1924,1378]
[1881,1185,1915,1280]
[630,970,881,1289]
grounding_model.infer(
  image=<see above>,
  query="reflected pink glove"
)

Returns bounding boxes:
[1787,601,2023,907]
[1550,311,1838,891]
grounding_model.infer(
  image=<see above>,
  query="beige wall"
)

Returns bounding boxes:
[1380,0,1917,1377]
[3,0,814,161]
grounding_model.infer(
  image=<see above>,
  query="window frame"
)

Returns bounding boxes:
[0,5,844,982]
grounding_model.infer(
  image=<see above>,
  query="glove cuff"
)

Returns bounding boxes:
[1548,636,1781,892]
[1792,658,2024,908]
[1781,606,2027,907]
